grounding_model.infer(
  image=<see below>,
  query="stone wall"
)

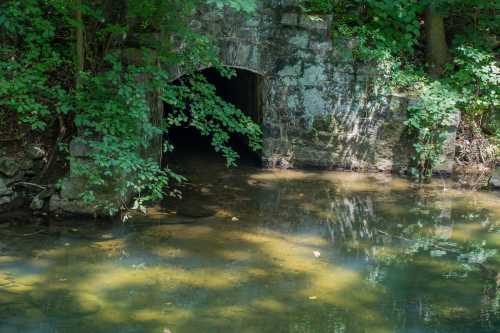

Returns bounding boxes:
[0,145,52,215]
[189,1,459,173]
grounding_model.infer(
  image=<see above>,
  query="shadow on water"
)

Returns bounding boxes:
[0,155,499,333]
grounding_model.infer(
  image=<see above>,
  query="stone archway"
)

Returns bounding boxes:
[163,66,265,166]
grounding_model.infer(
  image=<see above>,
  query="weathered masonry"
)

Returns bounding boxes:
[51,0,459,214]
[181,0,458,172]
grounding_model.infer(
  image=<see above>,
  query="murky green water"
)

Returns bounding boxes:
[1,158,499,333]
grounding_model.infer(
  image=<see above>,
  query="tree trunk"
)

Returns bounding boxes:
[424,6,448,78]
[75,0,84,88]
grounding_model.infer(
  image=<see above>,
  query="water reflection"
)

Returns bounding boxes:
[0,161,499,332]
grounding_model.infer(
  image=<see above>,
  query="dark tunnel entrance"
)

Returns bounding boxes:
[164,68,264,168]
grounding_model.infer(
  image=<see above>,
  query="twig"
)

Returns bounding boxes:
[22,230,46,236]
[12,182,47,190]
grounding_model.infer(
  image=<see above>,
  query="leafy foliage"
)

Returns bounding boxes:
[303,0,499,178]
[406,82,459,178]
[0,0,71,130]
[448,45,500,137]
[0,0,261,215]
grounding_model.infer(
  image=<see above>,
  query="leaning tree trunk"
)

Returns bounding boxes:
[424,5,449,78]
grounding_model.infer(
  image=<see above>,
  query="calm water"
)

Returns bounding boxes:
[1,157,499,333]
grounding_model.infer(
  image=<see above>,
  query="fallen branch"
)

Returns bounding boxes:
[12,182,47,190]
[21,230,46,237]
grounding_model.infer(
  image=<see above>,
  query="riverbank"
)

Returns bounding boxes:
[1,147,500,221]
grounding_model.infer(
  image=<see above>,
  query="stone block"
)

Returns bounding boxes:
[69,139,93,158]
[289,32,309,48]
[280,13,299,26]
[300,64,327,85]
[310,40,333,54]
[303,88,328,120]
[277,62,302,77]
[434,110,461,174]
[60,176,87,200]
[49,194,97,216]
[0,157,19,177]
[298,15,332,31]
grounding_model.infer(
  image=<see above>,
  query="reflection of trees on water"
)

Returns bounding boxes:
[481,283,500,330]
[255,179,495,258]
[255,180,379,241]
[255,180,499,331]
[323,193,375,244]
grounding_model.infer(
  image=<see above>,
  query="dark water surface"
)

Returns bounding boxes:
[1,157,499,333]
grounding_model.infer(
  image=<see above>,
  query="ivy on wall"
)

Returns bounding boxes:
[302,0,499,178]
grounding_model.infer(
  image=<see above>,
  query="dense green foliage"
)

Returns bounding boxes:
[0,0,260,214]
[303,0,499,178]
[0,1,71,130]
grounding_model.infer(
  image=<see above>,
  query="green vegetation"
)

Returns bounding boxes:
[1,0,498,214]
[303,0,499,179]
[0,0,260,214]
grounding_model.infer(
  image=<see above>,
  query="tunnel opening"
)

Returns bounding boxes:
[163,67,264,168]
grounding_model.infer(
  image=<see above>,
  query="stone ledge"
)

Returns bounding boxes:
[49,194,97,216]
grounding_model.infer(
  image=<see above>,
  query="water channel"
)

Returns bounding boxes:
[1,154,499,332]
